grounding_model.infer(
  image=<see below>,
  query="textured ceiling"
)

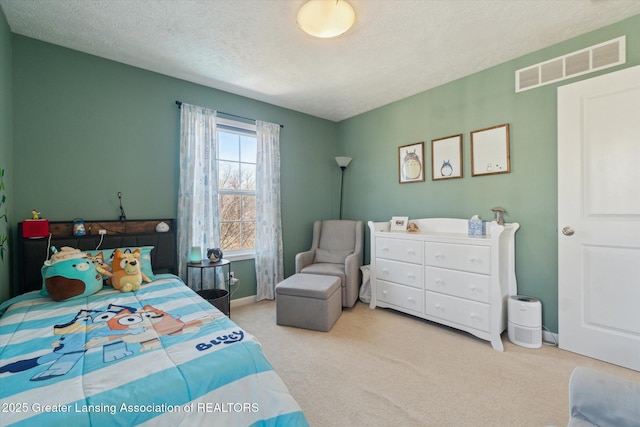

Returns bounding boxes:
[2,0,640,122]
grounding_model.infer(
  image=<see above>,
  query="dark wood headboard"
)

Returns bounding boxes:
[16,219,177,296]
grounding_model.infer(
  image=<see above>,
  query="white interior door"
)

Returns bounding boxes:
[558,65,640,372]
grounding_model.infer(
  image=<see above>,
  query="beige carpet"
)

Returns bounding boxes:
[232,300,640,427]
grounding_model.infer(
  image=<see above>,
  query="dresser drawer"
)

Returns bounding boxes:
[425,266,490,303]
[424,242,490,274]
[425,292,490,332]
[376,280,423,314]
[376,237,423,264]
[375,259,423,289]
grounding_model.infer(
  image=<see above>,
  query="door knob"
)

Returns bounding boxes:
[562,226,575,236]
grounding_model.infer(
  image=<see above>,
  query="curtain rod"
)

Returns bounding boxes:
[175,101,284,128]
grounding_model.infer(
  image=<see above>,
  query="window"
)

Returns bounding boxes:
[217,119,257,258]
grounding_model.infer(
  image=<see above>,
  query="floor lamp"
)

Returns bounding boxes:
[335,156,352,219]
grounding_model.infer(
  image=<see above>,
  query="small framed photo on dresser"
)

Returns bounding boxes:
[390,216,409,231]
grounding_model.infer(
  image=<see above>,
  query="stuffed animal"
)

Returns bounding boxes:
[86,251,113,282]
[41,248,103,301]
[50,246,84,263]
[110,248,152,292]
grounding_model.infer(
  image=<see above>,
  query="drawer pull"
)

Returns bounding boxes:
[408,249,416,255]
[470,313,482,322]
[407,296,415,303]
[435,303,442,310]
[382,247,390,252]
[434,278,445,286]
[382,268,389,274]
[407,274,415,280]
[434,253,444,259]
[382,290,388,296]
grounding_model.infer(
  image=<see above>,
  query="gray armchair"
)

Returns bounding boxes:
[295,220,363,308]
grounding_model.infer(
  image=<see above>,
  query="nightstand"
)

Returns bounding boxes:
[187,259,231,316]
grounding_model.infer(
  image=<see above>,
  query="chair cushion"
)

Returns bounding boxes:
[318,220,357,252]
[276,274,341,299]
[300,263,346,284]
[314,248,353,264]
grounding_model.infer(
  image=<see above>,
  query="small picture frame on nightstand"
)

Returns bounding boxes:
[390,216,409,231]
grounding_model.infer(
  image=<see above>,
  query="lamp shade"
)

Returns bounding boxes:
[335,156,352,168]
[297,0,356,38]
[190,246,202,263]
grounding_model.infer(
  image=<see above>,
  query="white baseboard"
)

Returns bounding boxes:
[230,295,257,309]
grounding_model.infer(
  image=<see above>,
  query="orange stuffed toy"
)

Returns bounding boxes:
[110,248,152,292]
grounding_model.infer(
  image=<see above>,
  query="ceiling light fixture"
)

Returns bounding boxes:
[297,0,356,39]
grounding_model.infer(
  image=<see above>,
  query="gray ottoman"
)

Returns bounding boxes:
[276,274,342,332]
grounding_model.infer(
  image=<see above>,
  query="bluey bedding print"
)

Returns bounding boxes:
[0,276,308,426]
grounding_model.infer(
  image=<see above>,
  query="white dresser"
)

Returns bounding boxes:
[368,218,519,351]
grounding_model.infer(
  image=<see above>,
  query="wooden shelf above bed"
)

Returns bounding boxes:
[47,219,174,238]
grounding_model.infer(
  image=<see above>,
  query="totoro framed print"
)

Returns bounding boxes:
[431,134,463,180]
[471,123,510,176]
[398,142,425,183]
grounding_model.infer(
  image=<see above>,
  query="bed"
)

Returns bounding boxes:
[2,221,308,426]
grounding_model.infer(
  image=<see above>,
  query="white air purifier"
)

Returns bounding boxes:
[508,295,542,348]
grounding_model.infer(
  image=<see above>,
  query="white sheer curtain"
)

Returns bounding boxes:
[177,103,220,290]
[255,120,283,301]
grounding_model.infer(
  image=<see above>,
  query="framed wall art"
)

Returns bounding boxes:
[431,134,463,180]
[471,123,510,176]
[398,142,425,183]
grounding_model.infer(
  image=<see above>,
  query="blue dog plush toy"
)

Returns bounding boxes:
[41,247,103,301]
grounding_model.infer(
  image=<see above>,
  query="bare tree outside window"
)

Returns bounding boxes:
[218,129,257,252]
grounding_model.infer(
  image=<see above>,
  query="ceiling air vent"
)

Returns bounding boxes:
[516,36,625,92]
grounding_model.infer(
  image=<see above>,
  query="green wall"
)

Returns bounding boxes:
[0,8,12,303]
[6,14,640,332]
[10,36,339,300]
[339,14,640,332]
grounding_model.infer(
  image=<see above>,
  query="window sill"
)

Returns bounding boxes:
[225,250,256,262]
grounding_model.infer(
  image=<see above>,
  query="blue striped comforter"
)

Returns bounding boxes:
[0,275,308,426]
